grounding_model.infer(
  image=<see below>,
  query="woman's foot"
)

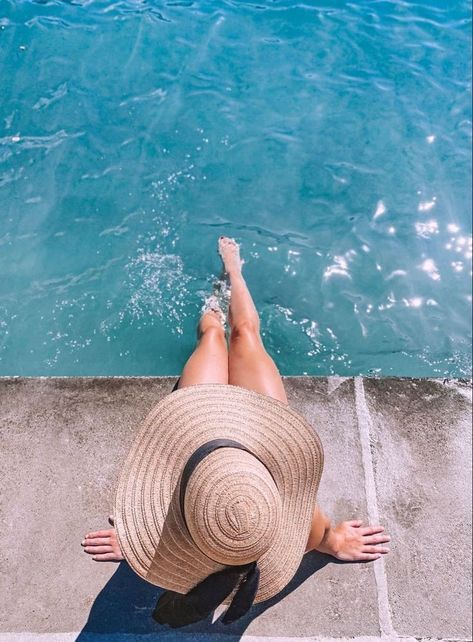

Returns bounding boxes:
[218,236,244,277]
[199,295,226,338]
[316,520,391,562]
[81,516,124,562]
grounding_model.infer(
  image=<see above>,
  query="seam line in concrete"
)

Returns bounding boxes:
[354,376,395,638]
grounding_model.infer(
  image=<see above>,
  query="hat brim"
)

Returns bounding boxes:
[114,383,324,603]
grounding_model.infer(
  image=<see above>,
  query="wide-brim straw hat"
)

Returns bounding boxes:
[114,383,324,604]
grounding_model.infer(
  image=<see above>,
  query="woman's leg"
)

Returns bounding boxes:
[177,308,228,388]
[218,237,288,404]
[82,307,228,563]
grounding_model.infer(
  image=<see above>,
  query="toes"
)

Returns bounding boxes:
[84,545,113,554]
[218,236,238,250]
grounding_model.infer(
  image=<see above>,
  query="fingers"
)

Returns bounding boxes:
[361,527,391,554]
[360,525,385,536]
[364,534,391,545]
[346,520,363,527]
[82,537,110,547]
[359,553,382,561]
[92,553,121,562]
[363,545,390,554]
[84,529,114,539]
[84,545,113,555]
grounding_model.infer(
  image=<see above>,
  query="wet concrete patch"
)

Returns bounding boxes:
[363,378,472,639]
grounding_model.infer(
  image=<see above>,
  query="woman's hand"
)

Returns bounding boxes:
[318,520,391,561]
[81,515,124,562]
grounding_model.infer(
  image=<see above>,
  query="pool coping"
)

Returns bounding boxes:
[1,377,471,641]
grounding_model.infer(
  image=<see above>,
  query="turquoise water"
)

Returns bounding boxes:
[0,0,471,377]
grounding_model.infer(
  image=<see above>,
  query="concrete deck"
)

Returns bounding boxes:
[0,377,471,642]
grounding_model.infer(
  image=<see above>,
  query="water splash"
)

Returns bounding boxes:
[125,245,193,335]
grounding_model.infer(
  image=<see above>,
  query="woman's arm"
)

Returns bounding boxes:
[305,504,332,553]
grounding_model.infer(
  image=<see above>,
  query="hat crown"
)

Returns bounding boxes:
[184,448,282,565]
[226,497,250,534]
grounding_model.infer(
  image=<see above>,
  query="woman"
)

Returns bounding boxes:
[81,236,390,607]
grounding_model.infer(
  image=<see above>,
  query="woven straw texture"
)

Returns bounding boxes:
[114,383,324,604]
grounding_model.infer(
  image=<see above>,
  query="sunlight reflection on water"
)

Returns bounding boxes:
[0,0,471,376]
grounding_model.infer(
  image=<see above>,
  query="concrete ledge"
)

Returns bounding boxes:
[0,631,470,642]
[1,377,471,641]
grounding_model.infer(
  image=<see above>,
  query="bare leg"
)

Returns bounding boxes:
[217,240,391,561]
[218,237,288,404]
[305,505,391,561]
[82,306,228,563]
[177,307,228,388]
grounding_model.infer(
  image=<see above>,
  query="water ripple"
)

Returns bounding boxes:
[0,130,84,153]
[0,0,470,376]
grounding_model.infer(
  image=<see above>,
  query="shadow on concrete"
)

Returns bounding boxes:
[75,551,333,641]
